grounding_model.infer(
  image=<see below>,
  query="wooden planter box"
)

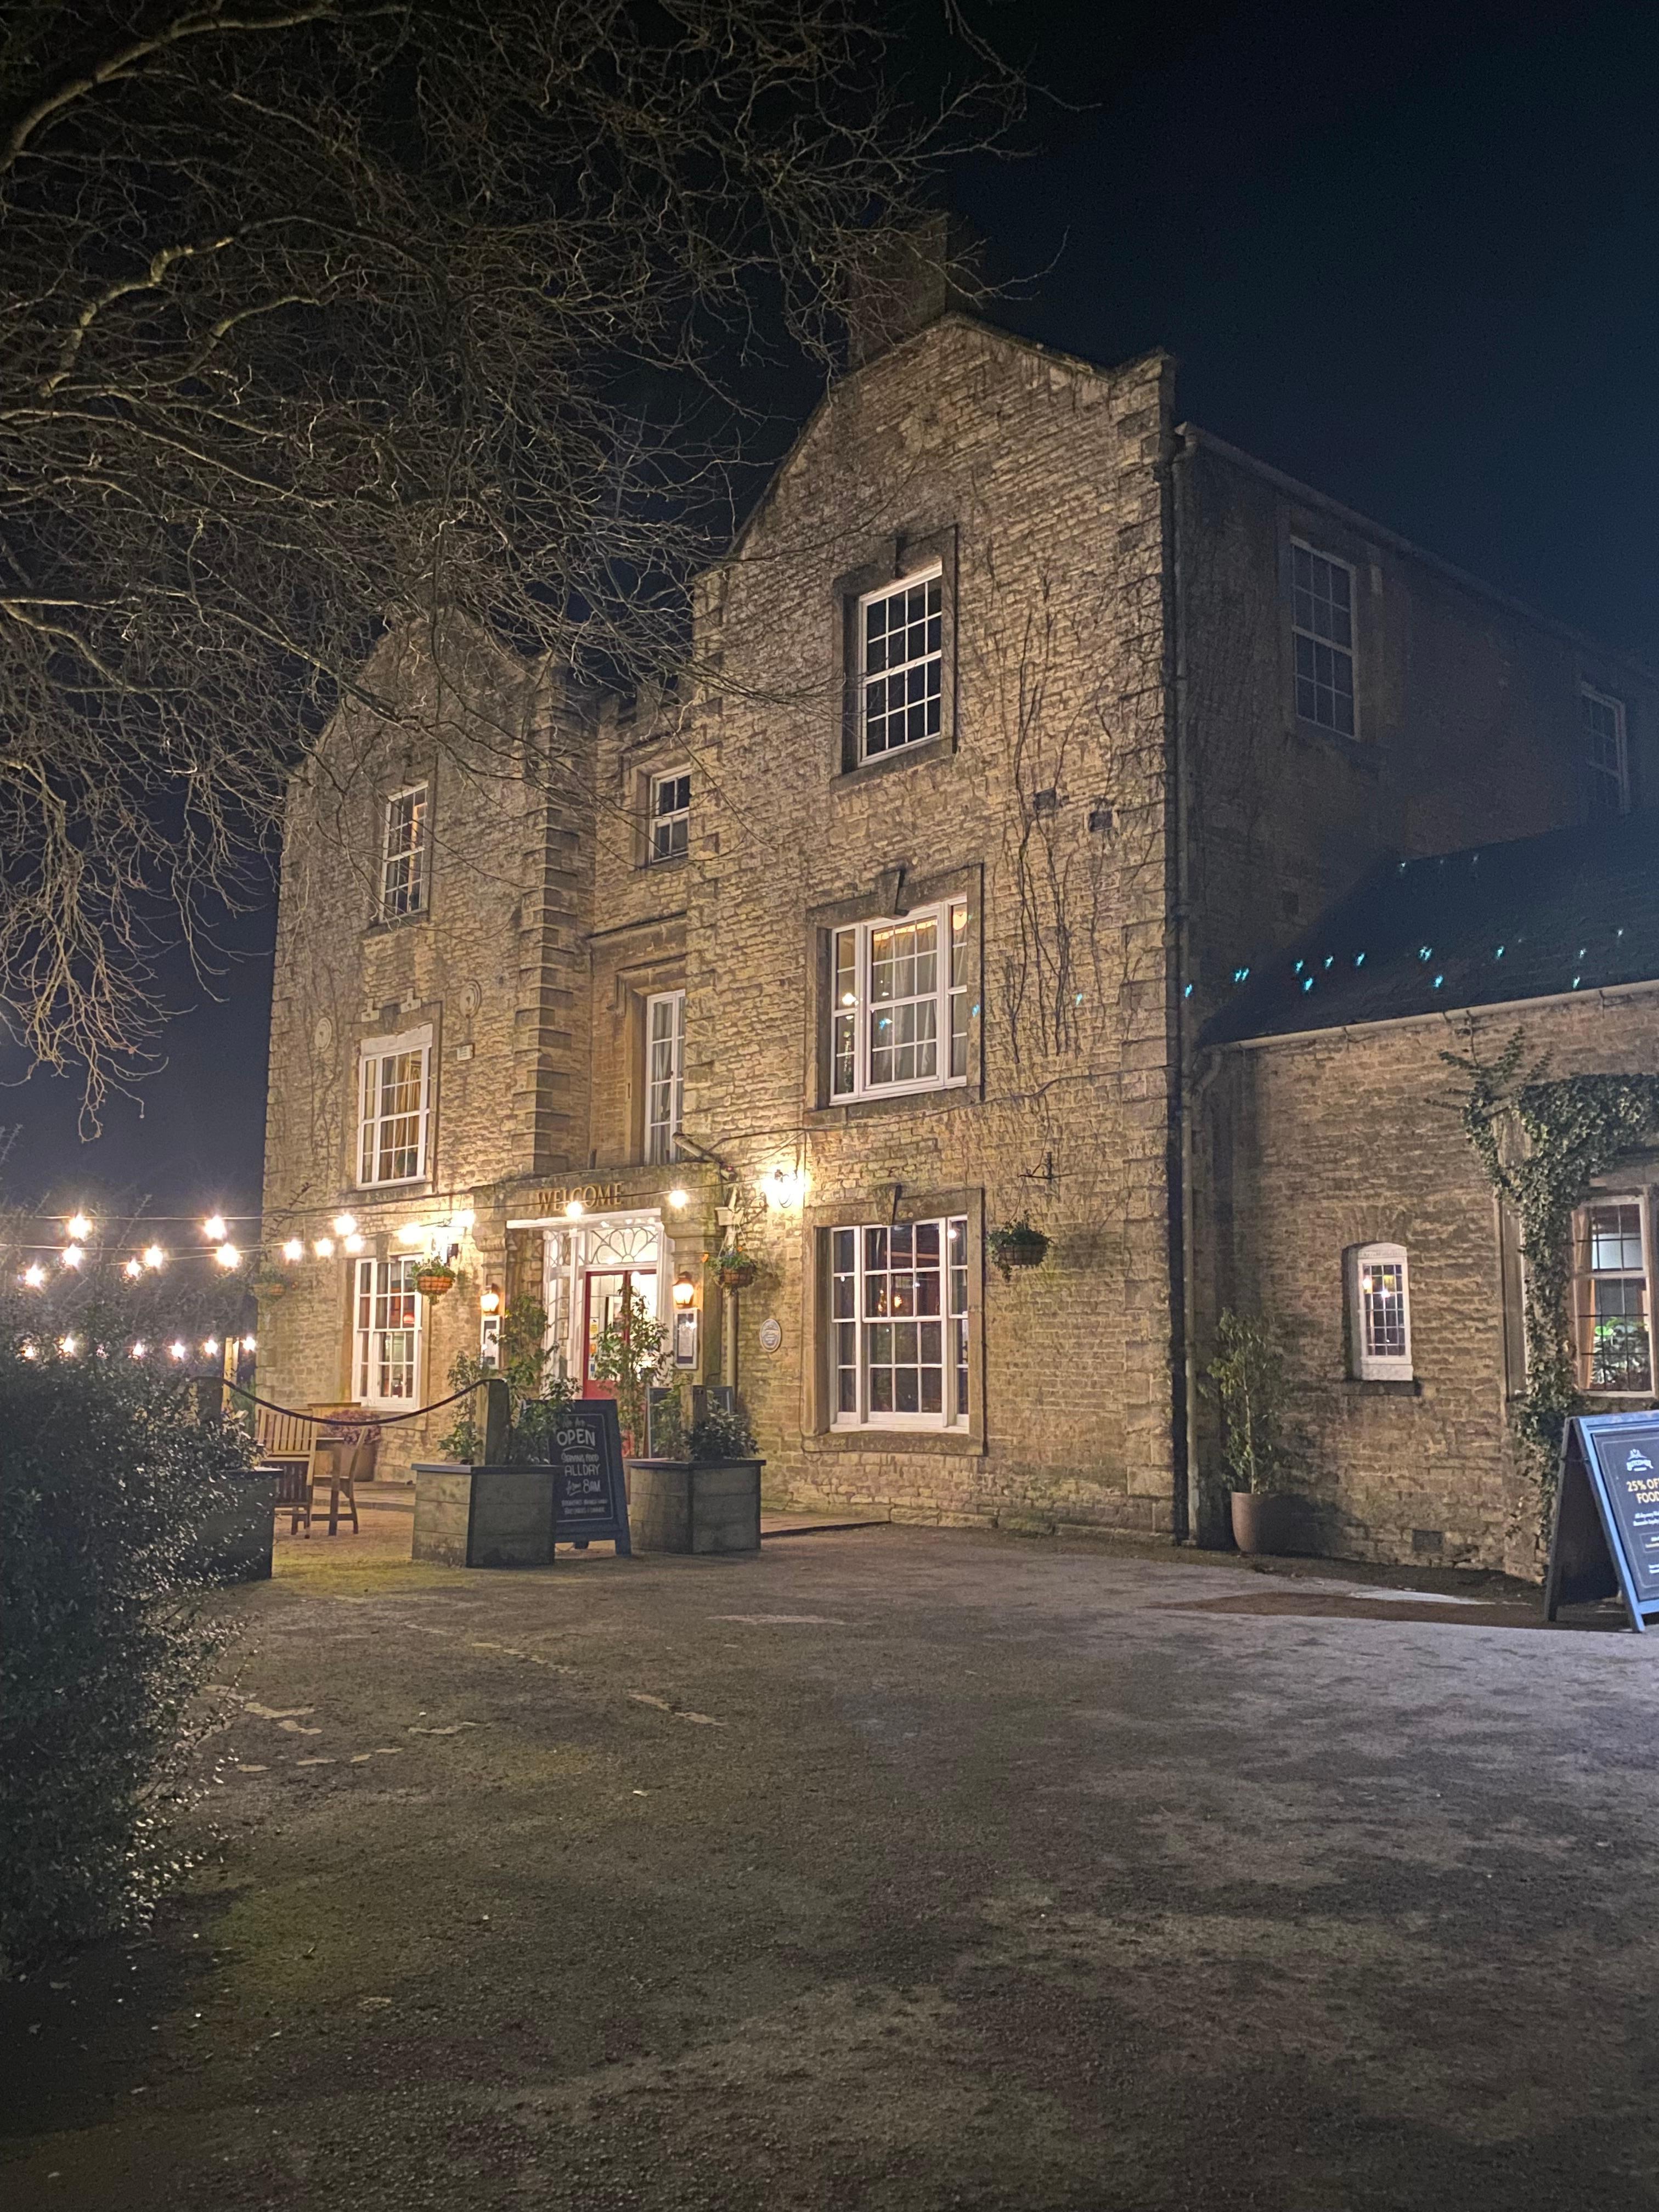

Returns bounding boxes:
[627,1457,763,1555]
[205,1469,278,1582]
[413,1462,556,1569]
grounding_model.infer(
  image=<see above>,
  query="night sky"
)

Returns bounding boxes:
[7,0,1657,1221]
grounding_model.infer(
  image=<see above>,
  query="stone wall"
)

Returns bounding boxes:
[1195,989,1659,1576]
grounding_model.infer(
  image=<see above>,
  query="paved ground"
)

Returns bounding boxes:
[5,1523,1658,2210]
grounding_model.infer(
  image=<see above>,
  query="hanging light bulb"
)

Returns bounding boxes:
[564,1198,585,1220]
[282,1237,304,1262]
[397,1223,428,1246]
[202,1337,220,1357]
[332,1212,357,1237]
[130,1340,146,1359]
[66,1212,93,1242]
[214,1242,241,1270]
[21,1263,45,1289]
[123,1256,143,1280]
[61,1244,84,1269]
[343,1232,365,1255]
[58,1334,78,1357]
[313,1237,335,1259]
[143,1244,166,1270]
[241,1334,257,1353]
[168,1340,188,1361]
[667,1187,690,1210]
[20,1340,37,1361]
[202,1214,228,1242]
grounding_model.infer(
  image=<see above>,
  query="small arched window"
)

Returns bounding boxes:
[1345,1243,1413,1381]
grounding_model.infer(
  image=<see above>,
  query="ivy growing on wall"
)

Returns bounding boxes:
[1447,1029,1659,1539]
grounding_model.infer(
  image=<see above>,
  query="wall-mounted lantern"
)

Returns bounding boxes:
[672,1272,699,1369]
[479,1281,503,1368]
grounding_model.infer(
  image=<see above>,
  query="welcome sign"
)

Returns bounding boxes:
[1544,1412,1659,1632]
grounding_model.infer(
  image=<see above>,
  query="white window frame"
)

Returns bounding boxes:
[1573,1192,1654,1397]
[1345,1242,1413,1381]
[1582,685,1630,819]
[1291,541,1358,738]
[644,990,685,1165]
[831,899,968,1103]
[856,565,944,763]
[356,1025,432,1187]
[353,1254,424,1407]
[647,766,691,864]
[829,1215,970,1432]
[380,783,430,921]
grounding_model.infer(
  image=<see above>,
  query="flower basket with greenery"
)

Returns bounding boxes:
[988,1217,1049,1281]
[590,1284,671,1456]
[414,1259,457,1299]
[1204,1308,1291,1496]
[689,1403,757,1463]
[251,1267,287,1303]
[709,1246,758,1293]
[440,1299,571,1462]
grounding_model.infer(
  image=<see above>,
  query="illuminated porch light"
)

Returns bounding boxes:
[142,1243,166,1270]
[449,1208,476,1233]
[672,1273,697,1308]
[202,1214,228,1242]
[397,1223,429,1246]
[215,1243,241,1269]
[66,1212,93,1241]
[281,1237,304,1262]
[332,1212,357,1237]
[479,1283,503,1316]
[763,1166,807,1208]
[564,1198,585,1220]
[667,1187,690,1210]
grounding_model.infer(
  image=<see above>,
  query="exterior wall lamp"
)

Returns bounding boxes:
[479,1280,503,1369]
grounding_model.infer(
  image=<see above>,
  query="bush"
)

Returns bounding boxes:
[1204,1308,1291,1496]
[689,1402,757,1463]
[0,1283,251,1972]
[439,1297,571,1462]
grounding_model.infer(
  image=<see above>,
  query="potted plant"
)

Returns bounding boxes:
[627,1398,763,1555]
[988,1217,1049,1281]
[709,1245,758,1293]
[414,1256,457,1299]
[252,1266,288,1302]
[1206,1307,1301,1554]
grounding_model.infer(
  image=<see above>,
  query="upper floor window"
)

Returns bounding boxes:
[1582,686,1630,819]
[832,900,967,1102]
[354,1255,422,1406]
[1573,1196,1652,1395]
[858,568,942,761]
[1345,1242,1413,1381]
[648,768,691,863]
[645,989,685,1164]
[830,1216,970,1431]
[357,1027,431,1186]
[1291,543,1357,738]
[380,784,428,921]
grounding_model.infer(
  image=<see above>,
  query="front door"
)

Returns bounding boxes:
[581,1266,660,1447]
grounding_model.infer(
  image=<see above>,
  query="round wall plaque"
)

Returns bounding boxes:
[758,1316,783,1354]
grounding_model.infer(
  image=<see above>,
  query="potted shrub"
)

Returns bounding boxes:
[589,1283,670,1458]
[627,1400,763,1555]
[709,1246,758,1293]
[1206,1307,1301,1554]
[251,1267,288,1303]
[988,1217,1049,1281]
[414,1257,457,1299]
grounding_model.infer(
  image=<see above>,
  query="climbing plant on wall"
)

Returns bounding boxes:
[1447,1029,1659,1541]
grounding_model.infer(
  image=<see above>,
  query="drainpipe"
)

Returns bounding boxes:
[1164,420,1195,1543]
[1182,1047,1224,1542]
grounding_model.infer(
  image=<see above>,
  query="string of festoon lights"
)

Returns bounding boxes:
[12,1210,258,1366]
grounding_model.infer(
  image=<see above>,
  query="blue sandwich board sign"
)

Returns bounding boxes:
[550,1399,631,1555]
[1544,1412,1659,1632]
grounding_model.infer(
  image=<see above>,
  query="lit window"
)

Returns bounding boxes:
[645,990,685,1164]
[857,568,942,760]
[1573,1197,1652,1395]
[1345,1242,1413,1381]
[1292,544,1356,737]
[1582,686,1630,819]
[831,901,968,1102]
[354,1256,422,1404]
[830,1217,969,1430]
[357,1029,432,1185]
[648,768,691,862]
[380,785,429,920]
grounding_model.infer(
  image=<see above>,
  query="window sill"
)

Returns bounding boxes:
[639,852,689,874]
[804,1426,985,1457]
[362,912,432,938]
[1342,1377,1421,1397]
[838,735,952,785]
[809,1085,978,1128]
[1293,719,1379,771]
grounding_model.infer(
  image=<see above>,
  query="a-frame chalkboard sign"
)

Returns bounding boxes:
[1544,1411,1659,1632]
[550,1399,632,1555]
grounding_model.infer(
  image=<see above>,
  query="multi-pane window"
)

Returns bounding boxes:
[645,990,685,1164]
[858,568,943,760]
[649,769,691,862]
[1583,686,1630,819]
[831,900,968,1101]
[830,1217,969,1429]
[1574,1198,1653,1395]
[357,1030,431,1185]
[354,1256,422,1404]
[380,785,429,920]
[1346,1242,1413,1381]
[1292,544,1357,737]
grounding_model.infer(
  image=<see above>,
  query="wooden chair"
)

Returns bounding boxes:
[270,1459,313,1535]
[306,1432,364,1537]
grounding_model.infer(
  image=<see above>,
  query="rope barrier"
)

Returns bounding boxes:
[224,1380,486,1429]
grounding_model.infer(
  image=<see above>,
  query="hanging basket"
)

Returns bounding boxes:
[710,1251,758,1293]
[252,1272,288,1304]
[988,1221,1049,1282]
[415,1266,458,1299]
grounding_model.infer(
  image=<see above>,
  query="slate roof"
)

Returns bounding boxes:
[1202,810,1659,1046]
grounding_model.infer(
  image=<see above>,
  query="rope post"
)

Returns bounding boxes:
[482,1376,511,1464]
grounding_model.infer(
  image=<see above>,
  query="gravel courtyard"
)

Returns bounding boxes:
[5,1523,1658,2211]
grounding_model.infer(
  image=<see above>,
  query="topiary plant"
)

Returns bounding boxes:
[689,1402,757,1463]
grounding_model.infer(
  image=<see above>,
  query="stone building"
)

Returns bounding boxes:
[258,300,1659,1561]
